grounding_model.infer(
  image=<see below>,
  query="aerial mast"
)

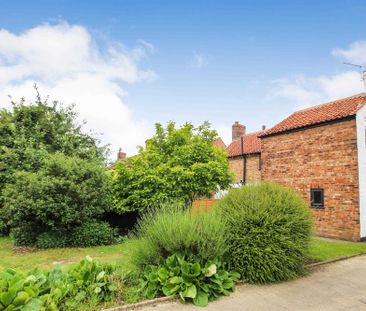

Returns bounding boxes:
[343,62,366,91]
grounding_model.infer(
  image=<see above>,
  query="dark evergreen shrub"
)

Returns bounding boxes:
[71,221,117,247]
[10,225,40,246]
[35,231,69,249]
[215,182,312,284]
[3,153,113,248]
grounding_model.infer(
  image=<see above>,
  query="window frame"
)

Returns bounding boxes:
[310,188,324,209]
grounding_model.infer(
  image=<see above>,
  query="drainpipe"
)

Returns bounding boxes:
[241,136,246,185]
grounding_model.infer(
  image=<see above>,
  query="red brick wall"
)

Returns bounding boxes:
[229,157,244,183]
[246,154,261,183]
[228,154,261,184]
[192,198,216,211]
[261,119,360,241]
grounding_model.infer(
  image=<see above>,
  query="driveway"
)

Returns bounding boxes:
[142,255,366,311]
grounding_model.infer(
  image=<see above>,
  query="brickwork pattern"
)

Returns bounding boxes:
[261,119,360,241]
[228,155,261,184]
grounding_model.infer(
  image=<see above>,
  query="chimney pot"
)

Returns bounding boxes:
[262,125,266,130]
[117,148,127,161]
[232,121,246,141]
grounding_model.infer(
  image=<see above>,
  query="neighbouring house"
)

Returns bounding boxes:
[259,93,366,241]
[223,93,365,241]
[225,122,265,184]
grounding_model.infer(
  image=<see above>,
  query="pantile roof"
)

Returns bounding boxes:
[260,93,366,137]
[226,130,265,157]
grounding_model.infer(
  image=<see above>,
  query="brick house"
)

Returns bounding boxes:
[225,122,264,184]
[225,93,366,241]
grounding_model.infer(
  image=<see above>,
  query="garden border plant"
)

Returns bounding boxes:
[119,202,241,307]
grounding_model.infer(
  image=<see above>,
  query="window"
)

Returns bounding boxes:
[311,188,324,208]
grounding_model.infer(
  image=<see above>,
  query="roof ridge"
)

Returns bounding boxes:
[240,130,265,137]
[294,93,366,114]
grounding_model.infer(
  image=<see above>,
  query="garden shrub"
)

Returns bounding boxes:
[137,254,240,307]
[70,221,118,247]
[2,153,113,248]
[215,182,313,284]
[35,231,70,249]
[127,203,228,271]
[10,224,41,246]
[0,256,119,311]
[0,93,107,235]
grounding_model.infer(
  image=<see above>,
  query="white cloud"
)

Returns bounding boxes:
[271,40,365,109]
[332,40,366,64]
[191,52,207,69]
[0,22,157,157]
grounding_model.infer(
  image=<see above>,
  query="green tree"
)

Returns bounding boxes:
[0,88,107,235]
[112,121,232,213]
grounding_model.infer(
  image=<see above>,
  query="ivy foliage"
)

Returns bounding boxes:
[112,122,232,213]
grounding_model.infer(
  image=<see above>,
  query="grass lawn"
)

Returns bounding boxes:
[1,236,366,272]
[309,238,366,262]
[0,236,128,271]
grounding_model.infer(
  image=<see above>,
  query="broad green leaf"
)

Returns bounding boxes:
[0,289,17,306]
[162,284,180,296]
[96,271,105,281]
[190,263,201,277]
[157,267,169,282]
[183,285,197,299]
[22,298,42,311]
[169,276,183,284]
[204,264,217,277]
[193,289,208,307]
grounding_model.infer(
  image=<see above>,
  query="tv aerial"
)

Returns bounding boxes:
[343,62,366,90]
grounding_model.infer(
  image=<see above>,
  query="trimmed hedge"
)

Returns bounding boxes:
[216,182,312,284]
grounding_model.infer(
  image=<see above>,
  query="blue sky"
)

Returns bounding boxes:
[0,0,365,155]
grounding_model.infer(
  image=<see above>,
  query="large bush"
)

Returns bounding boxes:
[2,153,113,247]
[126,203,228,271]
[215,182,312,284]
[0,91,107,234]
[111,122,232,213]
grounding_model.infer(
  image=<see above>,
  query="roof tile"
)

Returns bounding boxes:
[226,130,264,157]
[260,93,366,137]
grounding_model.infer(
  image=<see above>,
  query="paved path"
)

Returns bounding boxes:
[142,255,366,311]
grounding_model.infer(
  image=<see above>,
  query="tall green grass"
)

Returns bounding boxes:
[125,203,228,272]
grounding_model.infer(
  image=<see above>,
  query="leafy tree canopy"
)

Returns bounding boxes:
[0,88,107,195]
[112,121,233,213]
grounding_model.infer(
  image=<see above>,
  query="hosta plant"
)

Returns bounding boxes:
[137,254,240,307]
[0,256,118,311]
[0,268,49,311]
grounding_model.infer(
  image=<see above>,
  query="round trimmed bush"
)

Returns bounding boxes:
[215,182,312,284]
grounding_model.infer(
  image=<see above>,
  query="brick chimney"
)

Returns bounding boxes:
[232,121,246,141]
[117,148,127,161]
